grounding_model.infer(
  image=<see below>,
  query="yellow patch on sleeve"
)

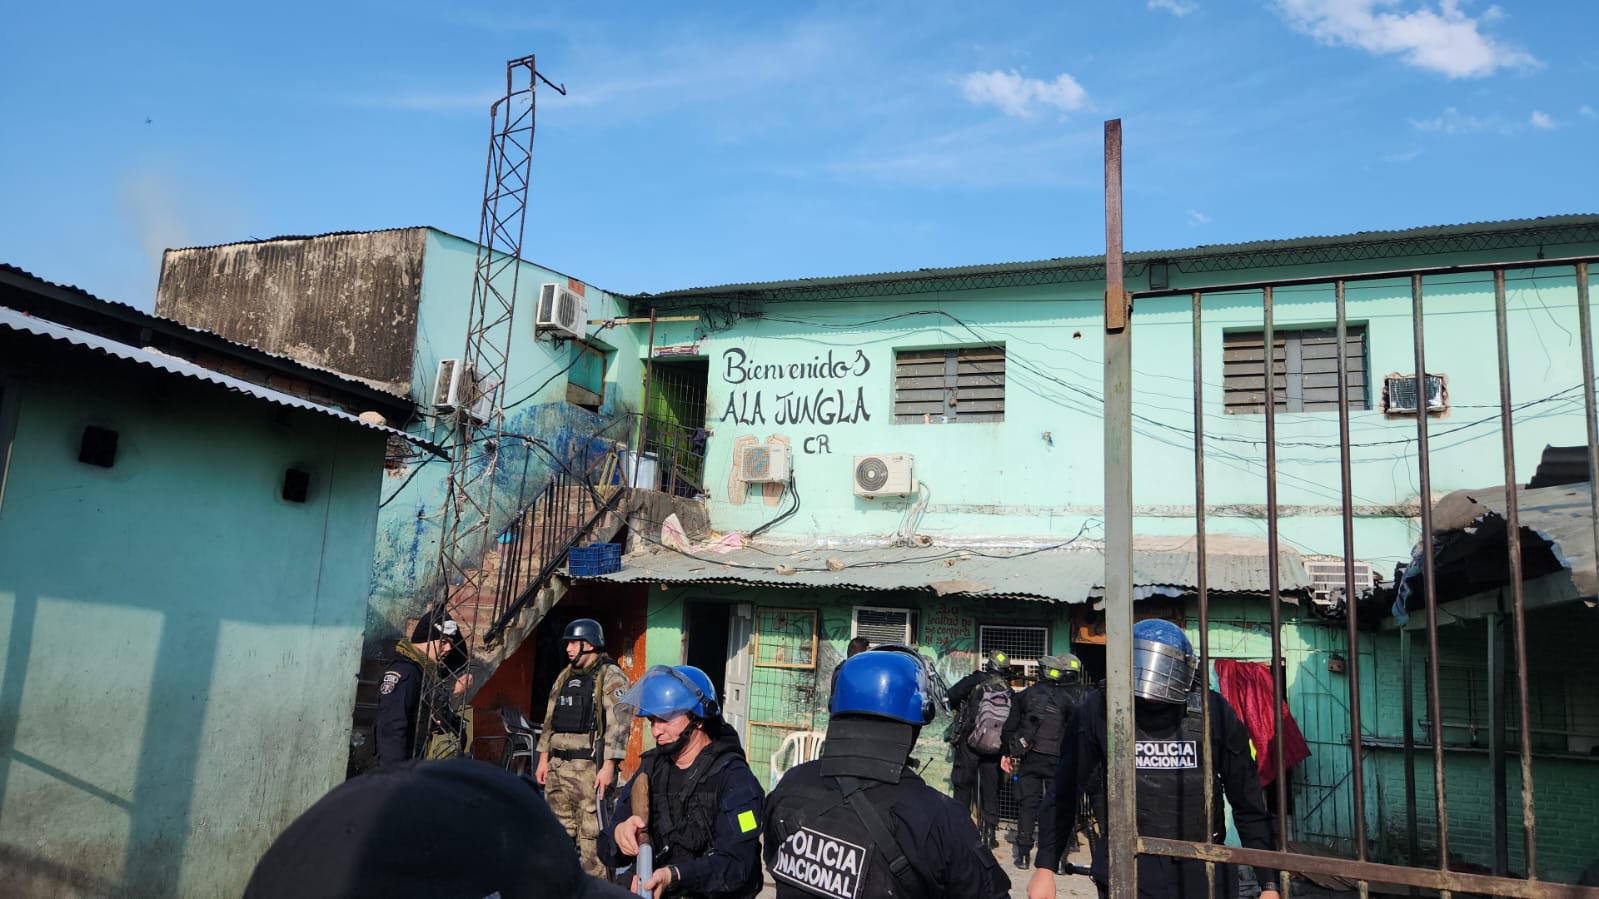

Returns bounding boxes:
[737,809,758,833]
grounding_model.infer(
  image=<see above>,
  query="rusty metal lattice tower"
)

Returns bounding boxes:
[415,55,549,756]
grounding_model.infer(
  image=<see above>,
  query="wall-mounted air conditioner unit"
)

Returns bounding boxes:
[852,606,918,645]
[432,359,476,409]
[739,443,791,483]
[1385,374,1446,414]
[1303,559,1375,602]
[853,453,914,497]
[466,375,500,424]
[536,283,588,339]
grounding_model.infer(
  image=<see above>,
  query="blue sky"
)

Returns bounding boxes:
[2,1,1594,309]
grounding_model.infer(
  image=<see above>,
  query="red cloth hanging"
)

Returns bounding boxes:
[1214,658,1311,787]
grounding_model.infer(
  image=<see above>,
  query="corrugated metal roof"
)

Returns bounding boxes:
[641,214,1599,298]
[0,263,409,406]
[1433,482,1599,598]
[579,536,1311,604]
[1,305,433,447]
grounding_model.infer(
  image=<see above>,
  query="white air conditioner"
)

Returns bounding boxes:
[739,443,791,483]
[432,359,476,409]
[853,453,914,497]
[466,375,501,424]
[1385,374,1446,414]
[1303,559,1375,602]
[536,282,588,339]
[852,606,917,645]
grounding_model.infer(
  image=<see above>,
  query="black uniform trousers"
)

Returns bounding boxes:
[950,741,1001,829]
[1011,751,1057,851]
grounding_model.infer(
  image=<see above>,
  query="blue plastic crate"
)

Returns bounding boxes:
[568,542,622,576]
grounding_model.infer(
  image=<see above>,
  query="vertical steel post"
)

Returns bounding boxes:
[1401,627,1419,873]
[1102,118,1138,899]
[1577,263,1599,599]
[1486,610,1508,876]
[1494,267,1538,878]
[1262,286,1290,898]
[1193,291,1216,899]
[1335,280,1371,899]
[1410,274,1451,884]
[635,308,659,487]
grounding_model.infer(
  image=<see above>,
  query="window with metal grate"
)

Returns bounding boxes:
[1223,326,1368,414]
[893,345,1005,423]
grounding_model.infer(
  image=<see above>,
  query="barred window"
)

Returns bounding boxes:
[894,345,1005,424]
[1223,326,1367,414]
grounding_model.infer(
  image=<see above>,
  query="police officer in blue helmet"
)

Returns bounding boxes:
[765,645,1010,898]
[603,665,765,899]
[1027,619,1280,899]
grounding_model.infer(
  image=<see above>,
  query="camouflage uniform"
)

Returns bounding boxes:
[540,654,631,878]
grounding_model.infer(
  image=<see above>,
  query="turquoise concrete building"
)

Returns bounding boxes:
[0,266,411,897]
[157,228,649,646]
[578,215,1599,880]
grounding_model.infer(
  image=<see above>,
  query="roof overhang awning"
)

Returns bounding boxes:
[1396,482,1599,624]
[578,534,1312,604]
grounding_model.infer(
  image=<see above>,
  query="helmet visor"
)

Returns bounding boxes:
[616,665,711,720]
[871,643,953,723]
[1132,639,1195,704]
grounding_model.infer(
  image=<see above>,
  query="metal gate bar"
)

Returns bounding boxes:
[1137,838,1599,899]
[1409,273,1452,895]
[1261,284,1292,895]
[1123,248,1599,897]
[1334,278,1372,897]
[1191,289,1219,899]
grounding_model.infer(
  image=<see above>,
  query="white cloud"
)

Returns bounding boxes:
[959,69,1089,118]
[1187,209,1211,226]
[1273,0,1538,78]
[1409,105,1518,135]
[1149,0,1199,15]
[1581,105,1597,119]
[1529,110,1556,130]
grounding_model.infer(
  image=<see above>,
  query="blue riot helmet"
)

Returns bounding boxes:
[830,644,944,725]
[1132,619,1197,704]
[619,665,720,720]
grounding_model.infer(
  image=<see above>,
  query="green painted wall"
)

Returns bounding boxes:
[642,584,1079,792]
[638,234,1598,580]
[1365,602,1599,882]
[0,352,385,897]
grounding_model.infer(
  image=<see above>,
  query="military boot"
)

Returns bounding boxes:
[1013,844,1031,870]
[982,824,999,849]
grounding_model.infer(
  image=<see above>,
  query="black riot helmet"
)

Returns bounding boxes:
[561,618,604,649]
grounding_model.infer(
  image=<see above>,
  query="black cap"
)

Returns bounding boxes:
[244,758,634,899]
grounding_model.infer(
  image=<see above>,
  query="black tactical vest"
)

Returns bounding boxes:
[768,770,922,898]
[549,658,608,734]
[1021,682,1075,758]
[1091,691,1223,844]
[645,745,741,864]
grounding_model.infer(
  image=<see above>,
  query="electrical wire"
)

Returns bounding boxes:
[747,475,802,541]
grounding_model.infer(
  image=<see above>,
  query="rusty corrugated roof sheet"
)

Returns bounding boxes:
[580,535,1310,603]
[1,305,435,448]
[0,262,410,410]
[1432,482,1599,599]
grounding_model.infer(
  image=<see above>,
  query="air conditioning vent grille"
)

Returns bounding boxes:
[739,443,791,483]
[1303,559,1374,600]
[855,457,889,492]
[852,453,914,497]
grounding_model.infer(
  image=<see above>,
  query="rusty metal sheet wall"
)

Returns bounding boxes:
[155,229,428,396]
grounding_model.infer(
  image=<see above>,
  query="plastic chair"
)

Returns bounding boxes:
[769,729,826,786]
[500,707,540,776]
